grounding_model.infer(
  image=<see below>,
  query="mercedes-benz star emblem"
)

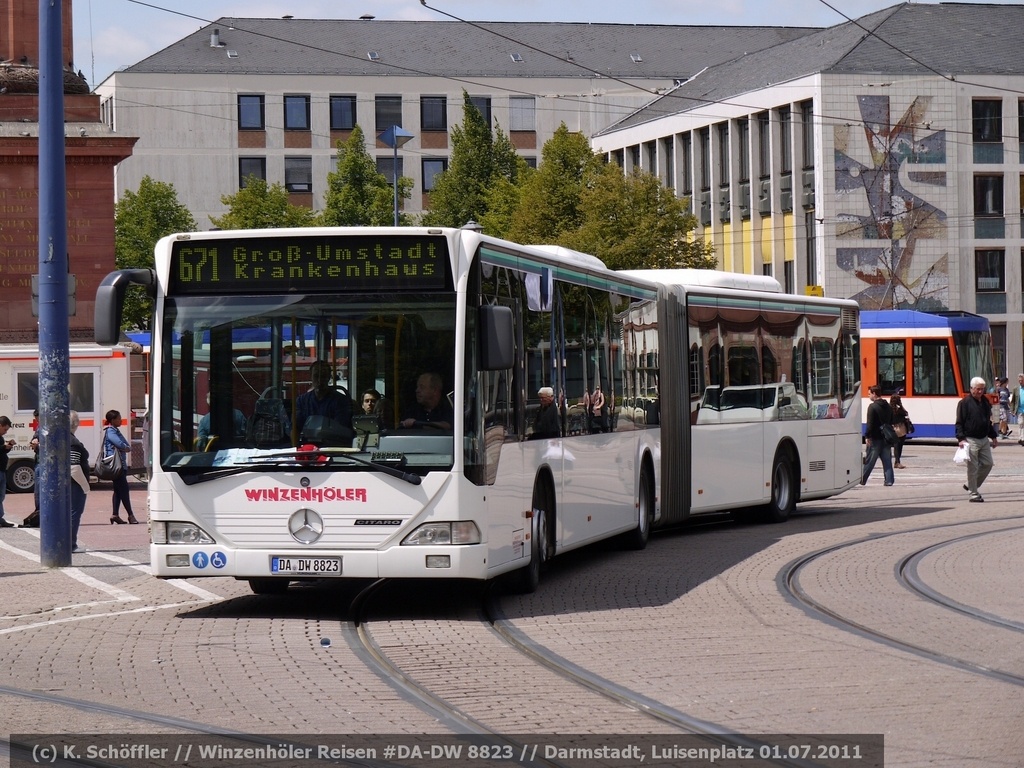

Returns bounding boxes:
[288,508,324,544]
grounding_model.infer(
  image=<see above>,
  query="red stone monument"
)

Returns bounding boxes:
[0,0,136,342]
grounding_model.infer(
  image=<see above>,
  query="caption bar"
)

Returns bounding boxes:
[10,733,882,767]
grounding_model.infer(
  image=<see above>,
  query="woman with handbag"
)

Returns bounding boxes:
[102,409,138,524]
[889,394,912,469]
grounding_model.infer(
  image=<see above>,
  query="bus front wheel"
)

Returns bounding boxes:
[248,578,290,595]
[512,481,552,594]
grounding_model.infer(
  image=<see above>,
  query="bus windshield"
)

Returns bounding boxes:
[158,291,456,474]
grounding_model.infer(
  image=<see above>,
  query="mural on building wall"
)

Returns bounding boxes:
[834,95,948,310]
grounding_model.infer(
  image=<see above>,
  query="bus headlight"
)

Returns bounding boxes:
[152,521,216,545]
[402,521,481,546]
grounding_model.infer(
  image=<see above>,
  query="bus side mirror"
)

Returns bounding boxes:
[94,269,156,345]
[479,304,514,371]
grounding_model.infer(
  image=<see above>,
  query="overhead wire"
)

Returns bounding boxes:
[109,1,1022,258]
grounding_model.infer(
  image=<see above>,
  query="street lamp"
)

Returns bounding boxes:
[378,125,414,226]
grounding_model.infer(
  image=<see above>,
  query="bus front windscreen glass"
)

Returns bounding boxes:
[157,292,457,476]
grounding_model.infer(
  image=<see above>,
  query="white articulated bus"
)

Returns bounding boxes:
[95,227,861,594]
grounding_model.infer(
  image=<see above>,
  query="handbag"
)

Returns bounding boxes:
[880,422,898,445]
[892,421,908,438]
[95,447,124,480]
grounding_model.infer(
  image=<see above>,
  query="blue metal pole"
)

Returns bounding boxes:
[393,142,399,226]
[38,0,71,567]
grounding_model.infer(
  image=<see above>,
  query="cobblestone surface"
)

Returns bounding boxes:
[1,445,1022,767]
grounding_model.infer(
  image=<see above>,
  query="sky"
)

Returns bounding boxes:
[70,0,1021,89]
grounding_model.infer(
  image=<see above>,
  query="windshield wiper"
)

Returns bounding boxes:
[178,449,422,486]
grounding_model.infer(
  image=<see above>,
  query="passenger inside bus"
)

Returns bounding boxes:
[400,372,453,430]
[197,393,247,450]
[296,360,353,444]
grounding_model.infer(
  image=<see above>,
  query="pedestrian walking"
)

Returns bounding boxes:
[889,393,912,468]
[862,385,894,486]
[69,411,90,553]
[994,376,1011,437]
[0,415,14,527]
[1010,373,1024,444]
[102,410,138,524]
[954,376,998,503]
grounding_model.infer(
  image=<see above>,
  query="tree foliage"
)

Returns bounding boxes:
[113,175,196,329]
[563,165,717,271]
[422,92,522,229]
[209,176,317,230]
[505,125,603,245]
[321,124,412,226]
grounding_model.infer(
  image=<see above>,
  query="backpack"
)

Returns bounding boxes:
[246,398,286,446]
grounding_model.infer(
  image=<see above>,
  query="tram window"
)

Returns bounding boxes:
[877,340,905,394]
[913,340,957,396]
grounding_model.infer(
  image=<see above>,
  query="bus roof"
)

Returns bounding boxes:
[860,310,990,333]
[618,269,782,293]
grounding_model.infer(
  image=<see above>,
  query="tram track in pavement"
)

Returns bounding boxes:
[780,515,1024,687]
[348,577,832,768]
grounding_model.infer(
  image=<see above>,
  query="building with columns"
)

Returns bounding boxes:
[591,2,1024,378]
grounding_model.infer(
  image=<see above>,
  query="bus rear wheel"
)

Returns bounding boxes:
[762,449,796,523]
[621,466,654,550]
[248,578,290,595]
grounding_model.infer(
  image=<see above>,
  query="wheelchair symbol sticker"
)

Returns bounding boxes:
[192,552,209,569]
[210,551,227,569]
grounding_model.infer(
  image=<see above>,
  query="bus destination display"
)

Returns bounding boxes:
[170,234,451,294]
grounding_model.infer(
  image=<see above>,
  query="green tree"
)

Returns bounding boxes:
[505,125,602,245]
[564,165,716,270]
[209,176,317,230]
[423,92,522,229]
[321,124,412,226]
[114,176,197,329]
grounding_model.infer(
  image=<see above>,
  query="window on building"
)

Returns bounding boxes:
[377,156,404,184]
[469,96,491,126]
[509,97,535,131]
[975,249,1005,291]
[421,96,447,132]
[738,120,750,182]
[972,99,1002,143]
[238,94,265,130]
[757,112,770,176]
[778,107,792,173]
[422,158,447,191]
[375,95,403,132]
[974,175,1004,215]
[661,136,674,184]
[238,157,266,187]
[284,156,312,193]
[717,123,729,183]
[330,95,356,130]
[284,95,310,131]
[801,100,815,168]
[681,133,692,194]
[522,156,537,169]
[699,128,710,190]
[784,260,795,294]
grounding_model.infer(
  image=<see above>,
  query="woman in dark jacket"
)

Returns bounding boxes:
[889,394,912,469]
